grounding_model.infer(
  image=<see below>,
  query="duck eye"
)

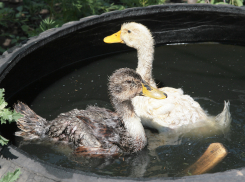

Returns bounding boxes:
[126,80,132,84]
[128,30,131,33]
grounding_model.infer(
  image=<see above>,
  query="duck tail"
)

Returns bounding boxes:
[14,101,48,140]
[215,101,231,137]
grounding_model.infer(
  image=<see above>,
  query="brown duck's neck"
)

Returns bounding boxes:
[136,43,157,88]
[113,100,147,152]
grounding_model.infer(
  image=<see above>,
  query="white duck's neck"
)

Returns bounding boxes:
[135,42,156,88]
[114,100,147,151]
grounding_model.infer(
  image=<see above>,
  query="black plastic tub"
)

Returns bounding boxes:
[1,4,245,182]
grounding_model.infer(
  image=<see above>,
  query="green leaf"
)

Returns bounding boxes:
[11,111,23,121]
[0,168,21,182]
[233,0,243,6]
[16,6,23,12]
[0,88,23,124]
[0,88,4,97]
[0,47,6,54]
[11,39,18,44]
[21,25,29,32]
[9,35,15,38]
[198,0,206,3]
[1,118,6,124]
[15,13,22,18]
[215,2,229,4]
[0,100,8,110]
[0,2,4,9]
[0,135,9,146]
[1,109,12,120]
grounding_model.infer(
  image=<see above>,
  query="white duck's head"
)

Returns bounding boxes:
[104,22,156,87]
[104,22,154,49]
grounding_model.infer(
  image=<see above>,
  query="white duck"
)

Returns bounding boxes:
[104,22,231,135]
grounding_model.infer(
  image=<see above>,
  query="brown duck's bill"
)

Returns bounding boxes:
[141,82,167,100]
[103,30,124,43]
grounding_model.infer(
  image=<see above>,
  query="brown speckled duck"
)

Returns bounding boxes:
[14,68,167,157]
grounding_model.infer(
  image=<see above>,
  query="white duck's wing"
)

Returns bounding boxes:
[132,87,211,131]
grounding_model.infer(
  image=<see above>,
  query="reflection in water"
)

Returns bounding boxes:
[181,143,228,176]
[14,44,245,177]
[232,89,245,102]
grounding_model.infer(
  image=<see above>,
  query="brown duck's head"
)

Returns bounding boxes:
[108,68,167,102]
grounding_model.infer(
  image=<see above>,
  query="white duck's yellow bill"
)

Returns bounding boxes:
[141,83,167,100]
[104,31,124,43]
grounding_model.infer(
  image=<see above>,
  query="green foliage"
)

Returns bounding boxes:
[0,0,168,55]
[197,0,243,6]
[0,135,9,146]
[40,17,59,32]
[43,0,125,24]
[0,88,23,146]
[0,89,23,125]
[230,0,244,6]
[0,169,21,182]
[0,4,15,27]
[120,0,165,7]
[7,35,27,44]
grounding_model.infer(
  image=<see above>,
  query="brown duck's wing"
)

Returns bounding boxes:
[48,109,102,148]
[77,106,124,148]
[74,145,122,158]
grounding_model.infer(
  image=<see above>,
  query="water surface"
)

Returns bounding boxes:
[14,43,245,177]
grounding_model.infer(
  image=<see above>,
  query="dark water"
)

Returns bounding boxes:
[14,43,245,178]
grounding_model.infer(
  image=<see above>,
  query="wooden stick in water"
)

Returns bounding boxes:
[183,143,228,175]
